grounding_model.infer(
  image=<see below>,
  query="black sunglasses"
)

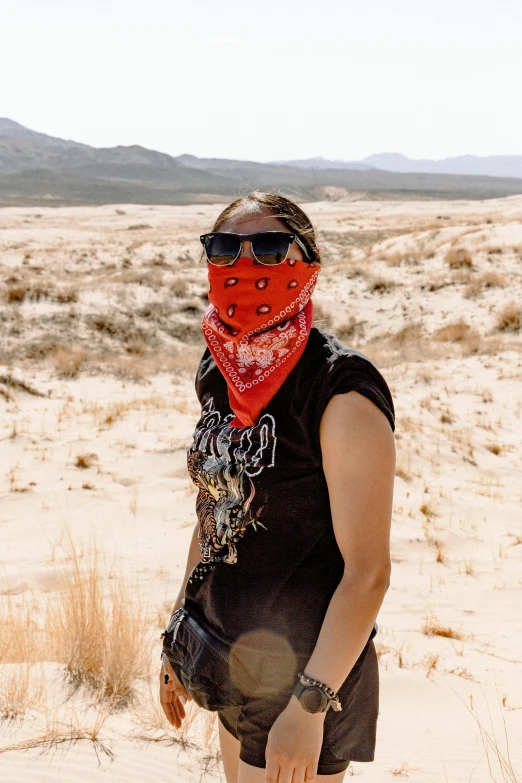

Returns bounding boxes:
[199,231,311,266]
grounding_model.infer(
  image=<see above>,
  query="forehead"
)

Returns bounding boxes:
[218,210,290,234]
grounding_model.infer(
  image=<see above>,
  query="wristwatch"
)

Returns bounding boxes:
[293,672,342,714]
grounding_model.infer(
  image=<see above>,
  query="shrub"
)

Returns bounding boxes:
[445,248,473,269]
[496,303,521,333]
[46,537,150,706]
[8,287,26,303]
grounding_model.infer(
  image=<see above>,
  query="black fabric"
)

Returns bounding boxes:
[181,327,394,764]
[184,327,395,656]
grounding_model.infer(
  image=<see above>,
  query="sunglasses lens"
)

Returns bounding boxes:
[252,233,293,265]
[205,234,240,265]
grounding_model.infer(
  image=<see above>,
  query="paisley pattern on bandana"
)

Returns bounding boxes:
[202,257,319,428]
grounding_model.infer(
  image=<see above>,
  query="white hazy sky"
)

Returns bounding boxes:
[1,0,521,162]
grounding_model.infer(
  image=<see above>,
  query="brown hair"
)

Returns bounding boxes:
[210,191,321,265]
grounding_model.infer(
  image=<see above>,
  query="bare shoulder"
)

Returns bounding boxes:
[319,391,395,573]
[319,390,396,466]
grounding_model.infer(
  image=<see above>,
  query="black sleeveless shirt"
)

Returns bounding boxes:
[184,328,395,657]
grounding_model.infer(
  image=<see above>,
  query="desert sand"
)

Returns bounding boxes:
[1,197,522,782]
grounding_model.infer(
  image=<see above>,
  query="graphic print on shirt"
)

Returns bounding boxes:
[187,397,276,569]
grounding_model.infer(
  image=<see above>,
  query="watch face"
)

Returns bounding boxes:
[301,686,328,713]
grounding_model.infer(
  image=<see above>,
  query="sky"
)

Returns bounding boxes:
[1,0,521,162]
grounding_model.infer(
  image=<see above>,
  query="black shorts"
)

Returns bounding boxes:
[163,610,379,776]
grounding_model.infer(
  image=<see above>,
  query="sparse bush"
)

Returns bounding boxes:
[170,276,190,297]
[46,536,151,706]
[463,271,506,298]
[75,453,98,469]
[7,287,26,303]
[53,347,88,378]
[125,337,148,355]
[445,247,473,269]
[127,224,152,231]
[433,318,475,342]
[0,663,45,720]
[368,276,395,293]
[0,595,40,664]
[496,303,521,333]
[422,611,466,640]
[55,287,78,304]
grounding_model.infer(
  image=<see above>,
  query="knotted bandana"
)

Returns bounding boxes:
[202,257,320,428]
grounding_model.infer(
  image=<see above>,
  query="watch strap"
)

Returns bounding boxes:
[293,673,342,713]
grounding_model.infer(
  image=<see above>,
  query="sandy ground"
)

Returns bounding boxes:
[1,197,522,782]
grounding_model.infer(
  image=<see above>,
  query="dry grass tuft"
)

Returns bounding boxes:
[422,611,466,640]
[445,247,473,268]
[132,679,221,768]
[449,687,522,783]
[389,760,417,777]
[53,347,88,378]
[75,453,98,469]
[0,702,115,761]
[495,303,521,333]
[422,652,440,679]
[433,318,477,343]
[485,442,503,456]
[0,663,45,721]
[46,535,151,707]
[0,594,40,664]
[368,276,395,294]
[464,271,507,299]
[7,286,27,303]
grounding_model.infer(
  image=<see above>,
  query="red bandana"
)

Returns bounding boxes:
[202,257,320,428]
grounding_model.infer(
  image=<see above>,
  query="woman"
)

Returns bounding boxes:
[160,192,396,783]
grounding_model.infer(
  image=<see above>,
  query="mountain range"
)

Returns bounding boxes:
[1,118,522,206]
[274,153,522,179]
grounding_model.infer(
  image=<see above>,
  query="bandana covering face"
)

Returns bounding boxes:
[202,256,320,428]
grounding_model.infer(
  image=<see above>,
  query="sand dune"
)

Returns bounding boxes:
[1,197,522,782]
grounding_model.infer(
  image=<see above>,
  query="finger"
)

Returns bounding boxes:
[159,686,183,728]
[291,767,306,783]
[161,698,181,728]
[265,759,280,783]
[276,765,293,783]
[304,763,318,783]
[174,695,186,721]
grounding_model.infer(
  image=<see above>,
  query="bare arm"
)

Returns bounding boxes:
[300,389,395,690]
[265,390,395,783]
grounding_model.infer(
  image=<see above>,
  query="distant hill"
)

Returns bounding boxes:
[363,152,522,179]
[270,156,375,171]
[275,152,522,179]
[1,118,522,206]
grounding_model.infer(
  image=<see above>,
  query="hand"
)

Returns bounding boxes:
[159,654,192,729]
[265,695,325,783]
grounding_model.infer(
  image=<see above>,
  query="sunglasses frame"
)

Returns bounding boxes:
[199,231,312,266]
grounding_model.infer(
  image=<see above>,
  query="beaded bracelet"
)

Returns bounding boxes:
[297,671,342,712]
